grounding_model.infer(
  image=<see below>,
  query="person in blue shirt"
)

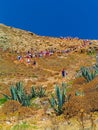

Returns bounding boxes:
[62,68,65,78]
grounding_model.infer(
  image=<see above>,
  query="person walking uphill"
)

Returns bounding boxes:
[61,68,66,78]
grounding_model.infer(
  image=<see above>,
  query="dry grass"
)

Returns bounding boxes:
[17,107,35,120]
[2,100,21,114]
[73,77,86,86]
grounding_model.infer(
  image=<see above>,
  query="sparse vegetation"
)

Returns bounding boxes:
[49,83,67,115]
[80,66,96,82]
[11,121,36,130]
[2,100,21,114]
[2,82,31,106]
[17,107,34,120]
[36,86,46,97]
[94,64,98,74]
[29,86,36,98]
[0,24,98,129]
[0,97,7,105]
[1,82,46,107]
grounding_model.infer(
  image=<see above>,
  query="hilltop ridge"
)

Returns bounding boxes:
[0,23,97,53]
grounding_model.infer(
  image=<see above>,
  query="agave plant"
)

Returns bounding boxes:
[2,82,31,106]
[36,86,46,98]
[2,82,46,106]
[29,86,36,98]
[49,84,67,115]
[80,66,96,82]
[94,64,98,75]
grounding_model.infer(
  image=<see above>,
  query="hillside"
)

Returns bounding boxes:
[0,24,98,129]
[0,24,97,84]
[0,23,97,52]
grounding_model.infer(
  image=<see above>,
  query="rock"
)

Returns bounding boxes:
[46,108,55,116]
[41,100,49,106]
[6,121,11,124]
[44,127,52,130]
[32,97,42,106]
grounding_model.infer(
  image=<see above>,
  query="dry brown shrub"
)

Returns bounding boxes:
[63,90,98,119]
[24,80,33,94]
[2,100,21,114]
[71,76,98,95]
[86,93,98,112]
[73,77,86,86]
[46,83,53,91]
[0,83,9,98]
[63,95,87,118]
[63,76,98,119]
[26,80,33,87]
[18,106,35,119]
[83,76,98,91]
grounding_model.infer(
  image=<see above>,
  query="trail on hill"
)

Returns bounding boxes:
[40,66,59,74]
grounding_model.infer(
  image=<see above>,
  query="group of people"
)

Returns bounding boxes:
[17,40,90,62]
[17,51,36,66]
[16,40,92,78]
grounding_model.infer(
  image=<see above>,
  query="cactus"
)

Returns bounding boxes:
[49,85,67,115]
[80,66,96,82]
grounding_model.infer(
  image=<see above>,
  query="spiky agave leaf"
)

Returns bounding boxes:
[80,66,96,82]
[55,86,63,108]
[37,86,45,97]
[30,86,36,98]
[10,86,17,100]
[2,93,11,100]
[49,94,55,108]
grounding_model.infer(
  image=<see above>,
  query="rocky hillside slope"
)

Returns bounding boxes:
[0,24,98,130]
[0,23,97,87]
[0,23,98,52]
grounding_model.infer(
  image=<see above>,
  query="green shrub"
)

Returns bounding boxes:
[0,97,7,105]
[11,121,36,130]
